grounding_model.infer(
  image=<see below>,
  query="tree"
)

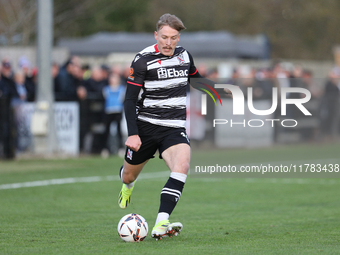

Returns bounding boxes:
[0,0,36,45]
[1,0,340,59]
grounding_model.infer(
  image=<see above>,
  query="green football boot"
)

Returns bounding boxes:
[118,183,135,209]
[151,220,183,240]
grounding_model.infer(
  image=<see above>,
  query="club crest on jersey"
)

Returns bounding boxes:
[177,53,185,66]
[157,67,188,79]
[127,148,133,160]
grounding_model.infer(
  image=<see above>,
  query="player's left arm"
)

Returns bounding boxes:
[187,52,230,94]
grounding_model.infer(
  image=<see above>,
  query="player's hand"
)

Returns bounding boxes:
[125,135,142,152]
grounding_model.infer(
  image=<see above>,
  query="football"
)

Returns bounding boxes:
[117,213,148,242]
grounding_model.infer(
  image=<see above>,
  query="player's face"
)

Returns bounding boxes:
[155,25,180,56]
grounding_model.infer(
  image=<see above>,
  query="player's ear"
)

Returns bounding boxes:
[177,33,180,42]
[154,31,158,41]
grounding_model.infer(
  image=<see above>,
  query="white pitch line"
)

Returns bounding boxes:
[1,162,339,191]
[0,171,169,191]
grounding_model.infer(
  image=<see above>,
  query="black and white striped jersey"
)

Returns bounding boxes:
[126,44,198,130]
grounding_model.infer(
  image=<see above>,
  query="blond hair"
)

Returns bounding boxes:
[156,13,186,32]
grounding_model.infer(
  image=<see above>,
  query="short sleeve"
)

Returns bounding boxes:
[188,51,198,76]
[127,54,146,87]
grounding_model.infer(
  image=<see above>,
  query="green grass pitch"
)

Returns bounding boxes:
[0,143,340,254]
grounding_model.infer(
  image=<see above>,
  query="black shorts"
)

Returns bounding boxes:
[125,121,190,165]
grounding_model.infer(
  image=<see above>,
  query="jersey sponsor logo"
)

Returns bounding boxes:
[157,68,168,78]
[157,67,188,79]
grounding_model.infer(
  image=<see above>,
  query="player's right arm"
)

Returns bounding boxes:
[125,135,142,152]
[124,54,146,151]
[124,84,142,150]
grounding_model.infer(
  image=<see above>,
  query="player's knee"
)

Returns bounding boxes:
[183,161,190,172]
[122,172,136,184]
[176,161,189,174]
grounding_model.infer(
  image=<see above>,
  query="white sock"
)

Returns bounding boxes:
[170,172,187,183]
[155,212,169,226]
[125,182,134,189]
[120,167,124,182]
[121,167,135,189]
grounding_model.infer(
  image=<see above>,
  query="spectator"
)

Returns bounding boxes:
[299,69,317,141]
[84,66,106,99]
[0,64,8,97]
[11,70,30,105]
[197,63,208,77]
[111,64,124,82]
[55,56,85,101]
[254,68,275,100]
[18,56,36,101]
[302,69,319,98]
[290,65,306,92]
[0,59,16,159]
[273,62,291,91]
[120,64,131,85]
[0,59,14,99]
[226,68,239,86]
[319,67,340,139]
[287,65,306,118]
[101,72,126,157]
[81,64,91,80]
[206,67,219,82]
[52,62,61,95]
[101,64,110,85]
[236,65,256,97]
[302,69,313,88]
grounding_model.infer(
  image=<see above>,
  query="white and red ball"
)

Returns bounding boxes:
[117,213,148,242]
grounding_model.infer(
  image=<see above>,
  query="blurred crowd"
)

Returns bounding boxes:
[0,55,340,157]
[197,62,319,100]
[196,62,340,141]
[0,55,128,156]
[0,55,131,103]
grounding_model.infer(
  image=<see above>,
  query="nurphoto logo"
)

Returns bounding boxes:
[200,84,312,128]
